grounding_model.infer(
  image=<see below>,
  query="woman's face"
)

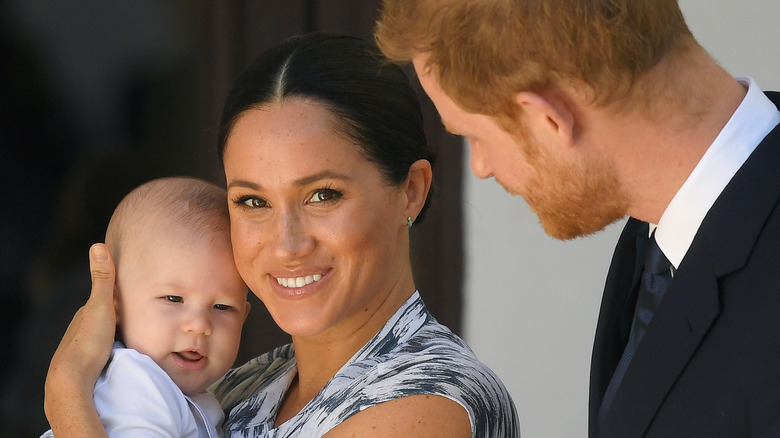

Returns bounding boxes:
[223,100,412,341]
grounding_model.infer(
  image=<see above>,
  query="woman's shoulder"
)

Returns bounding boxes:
[405,315,473,352]
[328,308,520,437]
[376,316,507,392]
[361,292,506,389]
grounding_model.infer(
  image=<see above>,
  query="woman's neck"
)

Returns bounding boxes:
[274,273,417,426]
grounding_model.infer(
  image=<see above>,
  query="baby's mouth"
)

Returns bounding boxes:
[175,350,205,362]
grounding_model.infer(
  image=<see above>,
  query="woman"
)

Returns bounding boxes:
[44,34,520,437]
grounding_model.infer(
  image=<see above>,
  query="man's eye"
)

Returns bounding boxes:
[309,188,342,203]
[165,295,183,303]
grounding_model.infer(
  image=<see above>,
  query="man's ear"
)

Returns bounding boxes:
[403,159,433,223]
[515,91,575,147]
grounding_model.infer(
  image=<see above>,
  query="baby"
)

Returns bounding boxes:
[42,176,250,437]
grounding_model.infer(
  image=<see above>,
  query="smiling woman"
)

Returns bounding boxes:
[42,33,520,438]
[210,33,519,437]
[223,101,415,340]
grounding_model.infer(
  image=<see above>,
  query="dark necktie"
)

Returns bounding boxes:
[598,231,673,427]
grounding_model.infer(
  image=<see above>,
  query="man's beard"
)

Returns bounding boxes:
[504,131,628,241]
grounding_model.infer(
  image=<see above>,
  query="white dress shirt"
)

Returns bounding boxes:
[654,77,780,269]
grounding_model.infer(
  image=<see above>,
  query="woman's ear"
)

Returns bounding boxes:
[515,91,575,147]
[403,159,433,222]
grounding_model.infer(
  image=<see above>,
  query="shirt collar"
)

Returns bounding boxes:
[654,77,780,268]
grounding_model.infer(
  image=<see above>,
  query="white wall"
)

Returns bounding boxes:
[461,1,780,437]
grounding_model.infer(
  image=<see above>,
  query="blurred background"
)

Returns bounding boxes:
[1,1,778,437]
[0,1,465,436]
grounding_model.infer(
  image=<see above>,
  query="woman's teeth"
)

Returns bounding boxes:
[277,274,322,288]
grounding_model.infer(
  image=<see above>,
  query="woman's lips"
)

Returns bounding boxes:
[270,269,330,297]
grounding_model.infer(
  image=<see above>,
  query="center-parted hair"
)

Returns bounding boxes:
[217,33,436,223]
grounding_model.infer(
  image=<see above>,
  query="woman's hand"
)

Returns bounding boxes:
[43,243,116,437]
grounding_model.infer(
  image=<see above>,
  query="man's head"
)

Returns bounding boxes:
[377,0,694,118]
[375,0,696,238]
[106,177,250,395]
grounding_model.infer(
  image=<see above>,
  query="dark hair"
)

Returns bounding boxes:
[218,33,435,222]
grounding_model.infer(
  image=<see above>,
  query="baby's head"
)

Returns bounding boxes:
[106,176,250,395]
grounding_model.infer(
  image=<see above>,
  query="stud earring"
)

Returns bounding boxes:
[407,217,413,228]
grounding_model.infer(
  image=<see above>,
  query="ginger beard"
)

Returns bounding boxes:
[505,123,628,241]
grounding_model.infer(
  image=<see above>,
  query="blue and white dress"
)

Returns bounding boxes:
[212,291,521,437]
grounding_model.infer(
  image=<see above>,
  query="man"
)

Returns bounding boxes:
[376,1,780,436]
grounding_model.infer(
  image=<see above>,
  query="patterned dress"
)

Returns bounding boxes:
[212,292,521,437]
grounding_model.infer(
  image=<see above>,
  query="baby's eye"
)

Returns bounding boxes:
[165,295,183,303]
[308,188,342,203]
[214,304,233,311]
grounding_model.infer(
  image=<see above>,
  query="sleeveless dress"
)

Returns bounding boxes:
[212,291,521,437]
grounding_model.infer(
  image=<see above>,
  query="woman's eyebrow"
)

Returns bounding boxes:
[227,171,352,191]
[227,179,259,190]
[293,170,352,186]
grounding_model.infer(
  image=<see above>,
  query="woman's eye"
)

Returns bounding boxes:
[241,197,267,208]
[309,188,342,203]
[165,295,183,303]
[214,304,232,311]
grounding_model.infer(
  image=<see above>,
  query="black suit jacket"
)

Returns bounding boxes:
[589,92,780,437]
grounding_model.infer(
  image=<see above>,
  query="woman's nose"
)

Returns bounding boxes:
[273,210,315,260]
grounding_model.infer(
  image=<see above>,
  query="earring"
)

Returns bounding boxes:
[407,217,413,228]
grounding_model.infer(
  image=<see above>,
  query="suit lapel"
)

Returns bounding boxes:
[598,94,780,436]
[589,219,646,435]
[599,240,720,436]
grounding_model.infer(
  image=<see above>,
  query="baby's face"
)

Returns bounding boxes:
[116,230,249,395]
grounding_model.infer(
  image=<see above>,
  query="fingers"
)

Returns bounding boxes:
[88,243,115,307]
[51,243,117,372]
[83,243,117,353]
[44,244,118,435]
